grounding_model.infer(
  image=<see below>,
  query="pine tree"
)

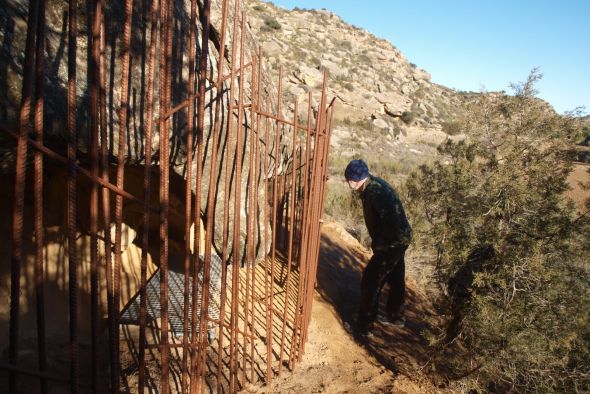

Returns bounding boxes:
[406,70,590,392]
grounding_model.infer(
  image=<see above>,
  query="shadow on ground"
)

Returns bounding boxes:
[315,223,440,378]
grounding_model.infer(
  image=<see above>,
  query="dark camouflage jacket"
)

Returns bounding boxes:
[360,175,412,250]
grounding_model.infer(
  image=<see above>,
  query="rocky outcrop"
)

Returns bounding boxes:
[245,0,463,129]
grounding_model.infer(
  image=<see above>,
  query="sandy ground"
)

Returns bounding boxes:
[242,221,446,393]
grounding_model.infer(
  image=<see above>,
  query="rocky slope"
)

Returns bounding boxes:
[245,0,467,173]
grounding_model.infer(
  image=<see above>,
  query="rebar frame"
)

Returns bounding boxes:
[2,0,333,392]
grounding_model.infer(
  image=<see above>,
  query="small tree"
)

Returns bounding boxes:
[406,70,590,391]
[401,111,415,125]
[262,16,281,31]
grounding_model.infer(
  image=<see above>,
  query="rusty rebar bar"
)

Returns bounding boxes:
[67,0,80,390]
[295,95,315,363]
[278,100,298,374]
[193,0,212,392]
[243,51,259,386]
[263,94,273,386]
[33,1,47,392]
[89,0,101,391]
[294,92,314,363]
[4,2,335,390]
[9,0,39,391]
[111,0,134,391]
[289,93,313,368]
[138,0,160,390]
[302,74,331,348]
[301,75,328,351]
[249,55,262,383]
[269,64,284,382]
[243,51,254,385]
[181,0,198,391]
[159,0,174,389]
[217,0,240,389]
[199,0,230,390]
[230,8,246,390]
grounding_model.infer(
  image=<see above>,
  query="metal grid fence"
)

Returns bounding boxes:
[1,0,333,391]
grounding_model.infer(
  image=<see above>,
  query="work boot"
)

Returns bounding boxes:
[377,313,405,328]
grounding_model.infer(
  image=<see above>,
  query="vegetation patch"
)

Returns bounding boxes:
[405,71,590,392]
[261,16,281,32]
[401,111,415,125]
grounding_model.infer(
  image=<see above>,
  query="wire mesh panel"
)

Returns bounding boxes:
[0,0,334,392]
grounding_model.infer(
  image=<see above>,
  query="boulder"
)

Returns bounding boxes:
[294,64,324,87]
[374,91,412,116]
[320,59,346,78]
[413,67,431,81]
[262,40,283,57]
[372,117,389,130]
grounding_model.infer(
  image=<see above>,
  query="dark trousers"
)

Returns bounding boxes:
[357,245,407,328]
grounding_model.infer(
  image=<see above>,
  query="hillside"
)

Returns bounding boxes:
[244,0,468,172]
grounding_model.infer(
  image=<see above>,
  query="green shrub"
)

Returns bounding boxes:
[442,120,463,135]
[342,82,354,92]
[338,40,352,51]
[405,70,590,392]
[262,16,281,31]
[401,111,415,125]
[252,5,265,12]
[354,117,372,131]
[358,54,371,65]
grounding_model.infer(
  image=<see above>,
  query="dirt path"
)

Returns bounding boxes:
[243,221,445,393]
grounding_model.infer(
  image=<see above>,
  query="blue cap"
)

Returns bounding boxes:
[344,159,369,181]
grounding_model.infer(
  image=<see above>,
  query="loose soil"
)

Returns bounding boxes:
[243,221,446,393]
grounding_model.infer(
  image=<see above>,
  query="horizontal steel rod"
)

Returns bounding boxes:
[1,124,159,212]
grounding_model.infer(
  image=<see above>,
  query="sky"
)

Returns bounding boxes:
[268,0,590,115]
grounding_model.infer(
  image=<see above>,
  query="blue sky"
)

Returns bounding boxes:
[268,0,589,115]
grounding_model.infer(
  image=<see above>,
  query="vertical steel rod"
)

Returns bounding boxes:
[33,1,47,392]
[139,0,159,390]
[67,0,79,391]
[249,51,262,385]
[181,0,198,390]
[193,0,212,391]
[244,52,257,385]
[98,0,115,386]
[278,100,298,374]
[230,8,246,391]
[159,0,174,389]
[112,0,134,390]
[207,0,230,380]
[197,0,230,390]
[216,0,240,389]
[270,65,283,378]
[89,0,101,390]
[9,0,39,391]
[295,92,313,363]
[263,94,273,386]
